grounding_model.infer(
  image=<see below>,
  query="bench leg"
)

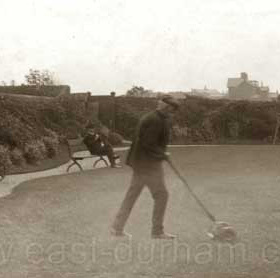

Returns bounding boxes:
[67,160,83,172]
[93,157,109,168]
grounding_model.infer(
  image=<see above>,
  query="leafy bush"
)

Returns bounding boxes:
[43,136,59,158]
[44,128,58,138]
[172,125,188,138]
[0,113,37,149]
[24,141,46,164]
[108,132,123,146]
[37,140,47,158]
[244,118,274,140]
[10,148,25,166]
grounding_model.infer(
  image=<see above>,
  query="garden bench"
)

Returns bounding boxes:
[66,137,109,172]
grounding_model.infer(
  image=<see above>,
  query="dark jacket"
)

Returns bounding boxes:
[83,133,103,154]
[126,110,171,170]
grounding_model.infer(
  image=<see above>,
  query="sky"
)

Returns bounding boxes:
[0,0,280,95]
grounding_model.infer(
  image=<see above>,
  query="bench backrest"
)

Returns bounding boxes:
[66,137,88,157]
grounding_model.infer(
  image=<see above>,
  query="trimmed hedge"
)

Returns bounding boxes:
[108,132,123,146]
[0,85,70,97]
[114,96,280,144]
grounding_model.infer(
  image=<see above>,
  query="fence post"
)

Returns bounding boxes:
[110,91,116,132]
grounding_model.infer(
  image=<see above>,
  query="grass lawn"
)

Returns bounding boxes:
[0,146,280,277]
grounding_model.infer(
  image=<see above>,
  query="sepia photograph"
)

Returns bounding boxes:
[0,0,280,277]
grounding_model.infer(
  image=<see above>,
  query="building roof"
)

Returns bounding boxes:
[227,78,244,88]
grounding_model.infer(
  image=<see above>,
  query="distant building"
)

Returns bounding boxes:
[227,72,269,100]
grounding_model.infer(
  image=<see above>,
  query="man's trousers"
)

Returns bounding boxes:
[112,165,168,235]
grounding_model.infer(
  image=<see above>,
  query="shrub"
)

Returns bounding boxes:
[37,140,47,158]
[44,128,59,138]
[0,113,37,149]
[44,128,66,144]
[10,148,25,166]
[43,136,59,158]
[172,125,188,138]
[108,132,123,146]
[244,118,273,140]
[0,145,12,175]
[24,141,46,164]
[171,125,189,144]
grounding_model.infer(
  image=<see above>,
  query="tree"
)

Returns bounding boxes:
[126,86,153,97]
[25,69,40,86]
[41,70,55,85]
[24,69,57,86]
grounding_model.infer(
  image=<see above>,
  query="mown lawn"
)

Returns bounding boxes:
[0,146,279,277]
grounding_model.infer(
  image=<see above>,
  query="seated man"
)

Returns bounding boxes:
[83,127,121,168]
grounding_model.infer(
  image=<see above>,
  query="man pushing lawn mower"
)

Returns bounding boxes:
[111,94,237,241]
[111,94,180,239]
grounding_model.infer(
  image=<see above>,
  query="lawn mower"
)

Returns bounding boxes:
[167,158,237,242]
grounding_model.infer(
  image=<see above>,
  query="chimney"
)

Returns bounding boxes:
[241,72,248,81]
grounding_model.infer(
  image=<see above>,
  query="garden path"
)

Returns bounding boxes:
[0,147,129,198]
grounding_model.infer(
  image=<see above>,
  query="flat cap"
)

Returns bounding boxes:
[161,94,180,110]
